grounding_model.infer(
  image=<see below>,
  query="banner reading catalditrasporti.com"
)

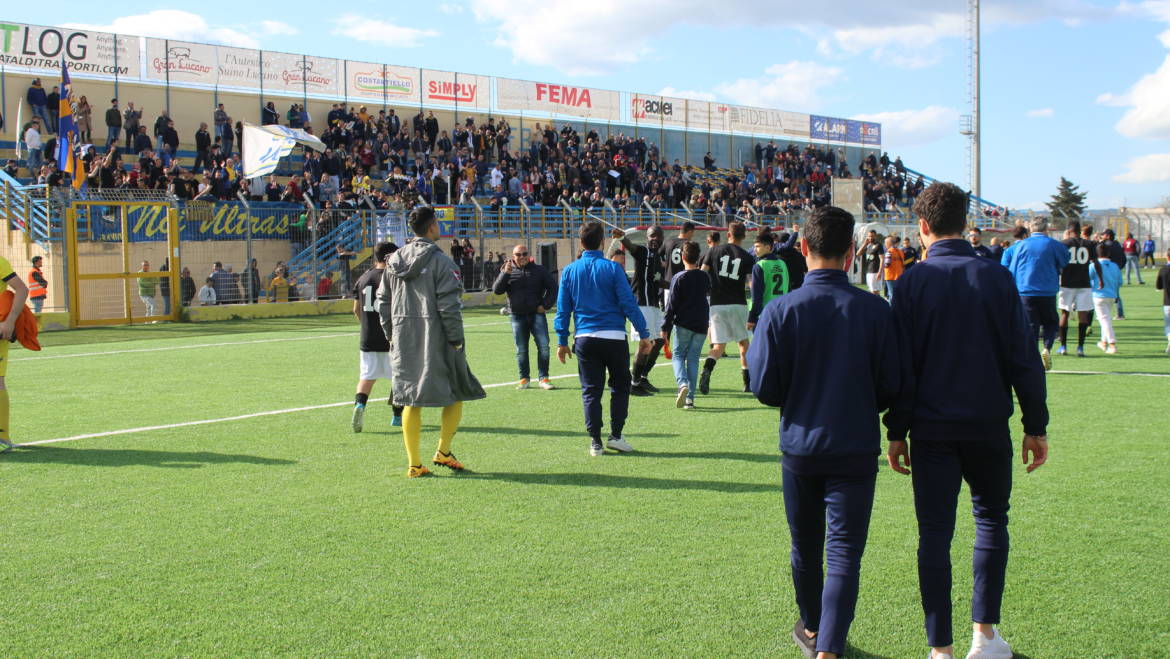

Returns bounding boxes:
[0,21,140,77]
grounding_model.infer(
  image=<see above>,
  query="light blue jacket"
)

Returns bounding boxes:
[555,250,649,346]
[1001,233,1070,296]
[1089,260,1122,299]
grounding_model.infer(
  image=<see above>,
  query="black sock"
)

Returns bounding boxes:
[355,393,369,406]
[631,354,647,382]
[1058,324,1069,346]
[391,404,404,417]
[645,339,665,373]
[703,357,717,373]
[1076,323,1088,348]
[742,368,751,386]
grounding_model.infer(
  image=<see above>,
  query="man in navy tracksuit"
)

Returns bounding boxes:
[1000,218,1069,370]
[555,222,651,456]
[886,183,1049,659]
[749,206,901,659]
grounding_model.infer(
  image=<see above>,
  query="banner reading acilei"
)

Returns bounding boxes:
[0,21,139,76]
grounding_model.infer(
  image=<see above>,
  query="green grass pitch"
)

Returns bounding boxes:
[1,286,1168,657]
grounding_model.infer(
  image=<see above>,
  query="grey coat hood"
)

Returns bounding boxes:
[387,238,439,281]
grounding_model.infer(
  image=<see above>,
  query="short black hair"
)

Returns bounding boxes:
[803,206,855,259]
[728,221,746,241]
[754,232,774,247]
[681,221,696,234]
[374,241,398,263]
[580,221,604,250]
[682,240,700,264]
[913,182,969,237]
[31,256,42,265]
[410,207,436,236]
[708,231,721,244]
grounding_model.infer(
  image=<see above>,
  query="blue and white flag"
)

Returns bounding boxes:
[242,123,326,179]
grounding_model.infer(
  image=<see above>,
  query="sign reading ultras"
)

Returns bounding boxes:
[0,21,140,76]
[495,78,619,121]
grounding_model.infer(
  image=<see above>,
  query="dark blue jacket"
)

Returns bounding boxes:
[749,269,900,474]
[884,239,1048,442]
[27,85,47,107]
[661,269,710,336]
[492,261,556,315]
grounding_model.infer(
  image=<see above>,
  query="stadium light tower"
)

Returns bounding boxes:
[964,0,981,200]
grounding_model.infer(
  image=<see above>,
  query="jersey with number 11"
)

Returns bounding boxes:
[706,243,755,306]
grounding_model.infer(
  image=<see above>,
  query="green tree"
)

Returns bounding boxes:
[1046,177,1087,221]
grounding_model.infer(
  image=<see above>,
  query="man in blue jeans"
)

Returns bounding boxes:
[493,243,557,390]
[887,182,1049,659]
[555,222,651,456]
[660,240,710,409]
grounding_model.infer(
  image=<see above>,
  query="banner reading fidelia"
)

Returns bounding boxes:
[726,105,810,139]
[94,202,304,242]
[0,21,140,76]
[496,78,620,121]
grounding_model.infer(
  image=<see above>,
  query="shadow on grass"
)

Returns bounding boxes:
[5,445,296,469]
[464,471,778,493]
[623,450,778,464]
[841,644,897,659]
[456,426,680,439]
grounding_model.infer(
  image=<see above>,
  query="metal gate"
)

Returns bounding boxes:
[65,197,180,327]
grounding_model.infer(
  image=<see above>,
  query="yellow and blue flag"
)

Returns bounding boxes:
[57,59,86,190]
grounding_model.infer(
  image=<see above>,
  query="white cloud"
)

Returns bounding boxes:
[439,3,465,14]
[1114,153,1170,183]
[259,20,298,36]
[851,106,959,148]
[468,0,1106,75]
[1097,91,1131,106]
[331,14,439,47]
[713,62,843,109]
[657,87,717,102]
[1026,108,1055,118]
[1113,55,1170,138]
[63,11,260,48]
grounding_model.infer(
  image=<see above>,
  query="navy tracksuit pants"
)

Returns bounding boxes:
[911,436,1013,648]
[782,459,876,656]
[574,337,632,441]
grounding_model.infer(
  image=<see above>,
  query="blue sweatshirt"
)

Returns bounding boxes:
[1089,260,1122,299]
[749,269,900,474]
[885,239,1049,441]
[555,250,649,346]
[661,269,711,336]
[1001,233,1070,296]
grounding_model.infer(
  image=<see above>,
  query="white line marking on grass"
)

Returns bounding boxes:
[22,369,583,447]
[1051,369,1170,377]
[12,321,509,362]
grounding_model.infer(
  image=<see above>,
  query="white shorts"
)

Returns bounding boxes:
[1059,287,1093,312]
[359,350,392,381]
[865,272,882,292]
[631,305,664,340]
[710,304,751,344]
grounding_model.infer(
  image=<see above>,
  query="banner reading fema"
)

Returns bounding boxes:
[496,77,620,122]
[0,21,140,77]
[93,202,303,242]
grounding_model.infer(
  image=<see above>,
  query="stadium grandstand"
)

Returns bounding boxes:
[0,20,1164,327]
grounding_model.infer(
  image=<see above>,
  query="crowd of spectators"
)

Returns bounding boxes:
[15,77,942,222]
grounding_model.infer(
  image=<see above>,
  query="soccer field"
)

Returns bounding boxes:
[2,291,1168,657]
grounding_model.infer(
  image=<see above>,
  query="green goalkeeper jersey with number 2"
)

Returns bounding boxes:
[755,258,790,309]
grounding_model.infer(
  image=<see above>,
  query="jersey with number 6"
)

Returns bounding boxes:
[662,236,689,281]
[353,267,390,352]
[706,243,755,306]
[1061,237,1096,289]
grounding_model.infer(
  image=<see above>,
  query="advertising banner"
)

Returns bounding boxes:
[726,105,810,139]
[859,121,881,146]
[95,202,301,242]
[496,78,619,121]
[683,101,728,132]
[216,45,262,89]
[346,62,421,104]
[0,21,140,77]
[263,51,339,96]
[630,94,688,127]
[809,115,849,142]
[422,69,490,109]
[145,38,217,85]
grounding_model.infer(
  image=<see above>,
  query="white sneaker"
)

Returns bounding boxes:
[928,653,953,659]
[351,404,365,433]
[675,385,688,408]
[965,628,1012,659]
[538,378,554,390]
[589,440,604,457]
[1097,340,1108,352]
[1106,344,1117,354]
[606,435,634,453]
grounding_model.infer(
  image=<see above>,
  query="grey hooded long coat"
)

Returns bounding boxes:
[377,237,486,407]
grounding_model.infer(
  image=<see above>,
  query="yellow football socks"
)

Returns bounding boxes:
[438,401,463,454]
[402,406,423,466]
[0,388,10,441]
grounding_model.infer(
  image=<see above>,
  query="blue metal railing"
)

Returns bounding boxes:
[0,169,54,248]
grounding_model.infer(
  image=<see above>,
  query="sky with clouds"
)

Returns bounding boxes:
[9,0,1170,209]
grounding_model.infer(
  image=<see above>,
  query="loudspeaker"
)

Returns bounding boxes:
[537,242,557,275]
